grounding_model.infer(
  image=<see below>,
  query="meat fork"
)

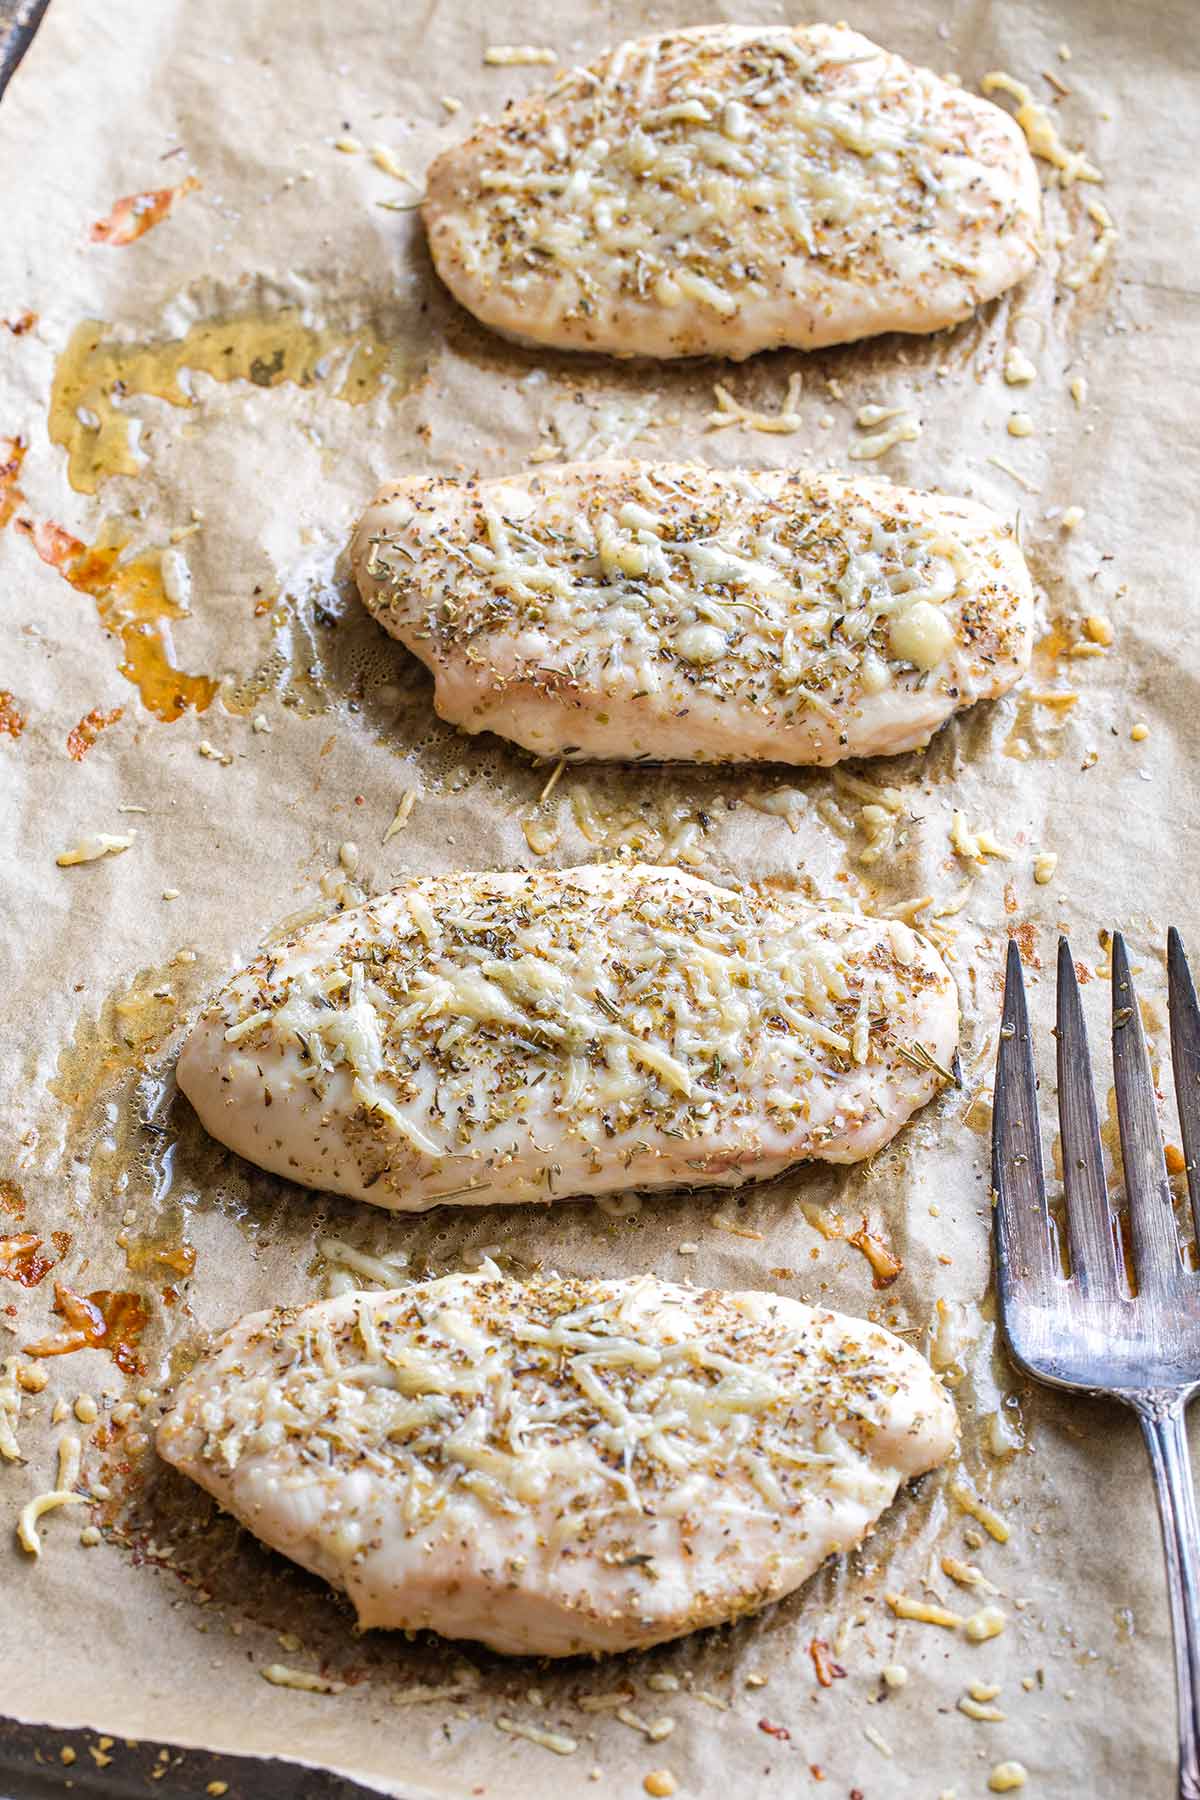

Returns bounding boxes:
[993,930,1200,1799]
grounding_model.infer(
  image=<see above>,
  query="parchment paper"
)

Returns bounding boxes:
[1,0,1198,1794]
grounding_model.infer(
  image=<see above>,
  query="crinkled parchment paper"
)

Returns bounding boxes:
[1,0,1198,1794]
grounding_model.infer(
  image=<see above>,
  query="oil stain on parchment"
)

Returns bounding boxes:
[51,303,429,494]
[3,432,218,719]
[21,514,218,720]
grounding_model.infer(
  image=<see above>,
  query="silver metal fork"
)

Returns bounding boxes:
[993,929,1200,1799]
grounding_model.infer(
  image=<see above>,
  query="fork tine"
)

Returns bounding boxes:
[992,939,1056,1298]
[1167,926,1200,1243]
[1112,932,1182,1293]
[1056,938,1122,1297]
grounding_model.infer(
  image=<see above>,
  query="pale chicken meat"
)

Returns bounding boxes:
[177,863,957,1212]
[422,24,1041,360]
[353,460,1033,766]
[156,1272,958,1655]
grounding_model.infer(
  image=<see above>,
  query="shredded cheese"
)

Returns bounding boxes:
[885,1592,964,1629]
[950,1480,1011,1542]
[950,813,1014,864]
[929,1297,974,1378]
[848,413,921,460]
[496,1717,579,1754]
[56,1433,81,1492]
[1063,198,1117,289]
[484,45,557,67]
[707,373,803,434]
[224,1009,273,1045]
[318,1236,410,1289]
[987,456,1038,493]
[959,1694,1007,1722]
[1003,347,1036,385]
[744,787,808,833]
[17,1490,86,1557]
[0,1358,21,1462]
[371,145,417,183]
[383,788,419,842]
[943,1555,1000,1593]
[56,832,136,867]
[617,1707,675,1742]
[394,1670,481,1705]
[981,71,1101,185]
[261,1664,346,1694]
[577,1691,635,1713]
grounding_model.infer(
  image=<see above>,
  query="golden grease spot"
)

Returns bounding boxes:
[0,1179,25,1218]
[1003,692,1076,762]
[90,177,201,246]
[25,1282,149,1375]
[0,434,27,525]
[21,517,216,721]
[124,1235,196,1278]
[51,309,422,494]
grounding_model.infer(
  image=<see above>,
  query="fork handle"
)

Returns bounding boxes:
[1137,1393,1200,1800]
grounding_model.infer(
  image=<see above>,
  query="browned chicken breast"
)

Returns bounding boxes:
[176,863,958,1212]
[353,461,1032,766]
[423,24,1041,359]
[157,1272,957,1655]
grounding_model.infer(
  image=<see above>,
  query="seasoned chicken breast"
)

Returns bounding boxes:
[177,863,957,1212]
[157,1272,957,1655]
[423,24,1041,360]
[353,461,1032,766]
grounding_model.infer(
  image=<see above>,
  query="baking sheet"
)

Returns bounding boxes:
[1,0,1197,1794]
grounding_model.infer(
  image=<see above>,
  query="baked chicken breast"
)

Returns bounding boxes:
[177,863,957,1212]
[353,460,1033,766]
[157,1272,957,1654]
[422,24,1041,359]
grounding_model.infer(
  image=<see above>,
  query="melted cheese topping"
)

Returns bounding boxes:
[981,71,1101,186]
[0,1357,21,1462]
[358,462,1030,758]
[181,865,958,1210]
[157,1273,958,1652]
[1063,197,1117,289]
[423,24,1041,357]
[17,1489,86,1557]
[178,1277,913,1516]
